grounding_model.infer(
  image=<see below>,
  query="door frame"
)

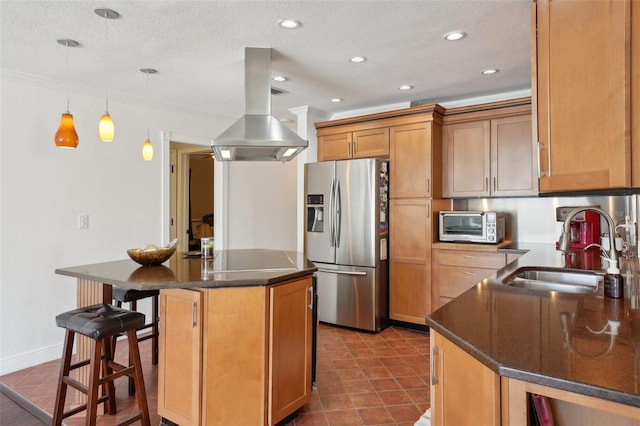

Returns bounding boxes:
[162,131,227,253]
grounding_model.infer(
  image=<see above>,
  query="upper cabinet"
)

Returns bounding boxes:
[317,127,389,161]
[534,0,638,192]
[442,100,537,198]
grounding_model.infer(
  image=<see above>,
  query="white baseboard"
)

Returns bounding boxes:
[0,343,63,376]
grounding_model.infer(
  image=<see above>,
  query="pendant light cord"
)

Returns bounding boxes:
[103,11,109,112]
[146,70,150,140]
[65,41,70,113]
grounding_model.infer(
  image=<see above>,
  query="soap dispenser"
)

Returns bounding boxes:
[604,258,624,299]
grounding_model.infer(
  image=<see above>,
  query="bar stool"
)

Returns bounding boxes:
[112,288,159,395]
[52,303,151,426]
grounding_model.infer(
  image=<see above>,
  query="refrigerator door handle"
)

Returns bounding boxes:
[335,180,342,247]
[329,178,336,247]
[317,268,367,276]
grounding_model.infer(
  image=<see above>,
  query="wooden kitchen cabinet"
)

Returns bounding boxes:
[390,119,443,199]
[430,331,500,426]
[158,288,203,426]
[442,100,536,198]
[158,276,313,426]
[317,127,389,161]
[432,246,507,309]
[534,0,636,192]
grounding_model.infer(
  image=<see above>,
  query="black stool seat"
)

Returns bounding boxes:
[56,304,144,340]
[112,288,159,303]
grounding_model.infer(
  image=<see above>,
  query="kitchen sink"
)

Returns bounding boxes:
[501,267,602,294]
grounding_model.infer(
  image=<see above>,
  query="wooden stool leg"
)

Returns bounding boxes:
[85,339,102,426]
[151,294,159,365]
[101,337,117,415]
[127,329,151,426]
[127,300,138,395]
[53,330,75,426]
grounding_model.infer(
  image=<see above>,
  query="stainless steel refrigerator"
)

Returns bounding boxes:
[304,158,389,332]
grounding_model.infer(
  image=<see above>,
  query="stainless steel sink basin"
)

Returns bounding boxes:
[501,267,602,294]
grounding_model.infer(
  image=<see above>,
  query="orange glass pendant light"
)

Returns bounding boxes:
[55,112,79,149]
[140,68,157,161]
[95,8,119,142]
[55,39,80,149]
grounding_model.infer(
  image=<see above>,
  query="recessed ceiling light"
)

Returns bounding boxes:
[398,84,413,91]
[272,75,287,82]
[349,56,367,64]
[482,69,499,75]
[278,19,301,29]
[444,31,467,41]
[331,98,343,103]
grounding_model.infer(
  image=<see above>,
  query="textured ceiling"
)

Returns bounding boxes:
[0,0,532,123]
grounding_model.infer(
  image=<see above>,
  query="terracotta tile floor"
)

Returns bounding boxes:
[1,323,430,425]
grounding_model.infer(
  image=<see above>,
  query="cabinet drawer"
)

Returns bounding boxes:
[438,265,498,298]
[438,250,506,269]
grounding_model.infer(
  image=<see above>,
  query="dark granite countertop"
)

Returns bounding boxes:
[56,249,317,290]
[427,242,640,408]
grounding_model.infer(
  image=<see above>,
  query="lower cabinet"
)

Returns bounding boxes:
[158,276,313,426]
[389,198,432,324]
[432,332,640,425]
[432,247,507,309]
[430,332,500,426]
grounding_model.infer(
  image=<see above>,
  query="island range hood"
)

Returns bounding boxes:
[211,47,308,162]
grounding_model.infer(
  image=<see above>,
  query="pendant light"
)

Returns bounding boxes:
[140,68,157,161]
[95,8,119,142]
[54,39,80,149]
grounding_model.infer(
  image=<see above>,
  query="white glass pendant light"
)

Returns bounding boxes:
[54,39,80,149]
[141,68,157,161]
[95,8,119,142]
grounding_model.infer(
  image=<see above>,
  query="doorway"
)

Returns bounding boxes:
[169,142,215,253]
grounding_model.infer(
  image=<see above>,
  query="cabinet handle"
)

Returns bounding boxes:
[308,286,313,310]
[348,142,351,156]
[493,177,497,192]
[485,177,489,192]
[463,271,478,276]
[426,178,430,194]
[431,346,439,385]
[353,141,357,155]
[462,255,478,259]
[537,141,546,178]
[192,302,197,327]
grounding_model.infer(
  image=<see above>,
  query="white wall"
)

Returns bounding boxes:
[0,71,301,373]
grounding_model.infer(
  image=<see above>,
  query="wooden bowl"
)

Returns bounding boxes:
[127,246,176,266]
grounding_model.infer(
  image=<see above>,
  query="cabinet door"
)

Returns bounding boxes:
[491,114,537,196]
[390,122,432,198]
[269,277,313,425]
[431,332,500,426]
[318,132,353,161]
[158,289,203,426]
[353,128,390,158]
[389,198,431,323]
[442,120,490,197]
[536,0,631,192]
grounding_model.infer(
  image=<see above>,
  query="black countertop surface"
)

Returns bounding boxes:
[56,249,317,290]
[427,242,640,408]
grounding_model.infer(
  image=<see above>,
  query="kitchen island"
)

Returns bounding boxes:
[426,243,640,425]
[56,249,318,426]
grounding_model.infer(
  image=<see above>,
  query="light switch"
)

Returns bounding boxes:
[77,214,89,229]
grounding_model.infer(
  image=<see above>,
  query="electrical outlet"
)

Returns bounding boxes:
[77,214,89,229]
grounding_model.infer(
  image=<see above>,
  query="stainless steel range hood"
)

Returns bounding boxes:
[212,47,308,162]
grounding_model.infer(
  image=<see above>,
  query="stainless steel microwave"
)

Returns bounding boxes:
[439,211,506,244]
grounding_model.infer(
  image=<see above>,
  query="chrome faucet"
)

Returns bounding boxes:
[558,206,619,268]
